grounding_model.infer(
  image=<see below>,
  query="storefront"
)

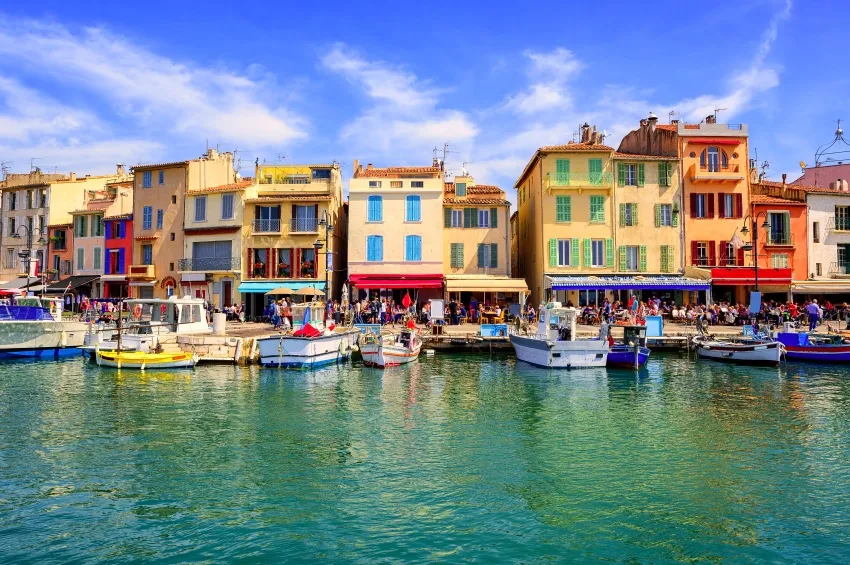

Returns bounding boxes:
[44,275,102,310]
[100,274,129,299]
[545,276,711,307]
[790,280,850,303]
[710,267,792,304]
[444,275,529,315]
[348,274,443,309]
[237,280,327,319]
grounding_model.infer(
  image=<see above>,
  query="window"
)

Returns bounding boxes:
[589,195,605,223]
[556,195,571,223]
[390,181,402,189]
[656,204,672,226]
[158,170,164,185]
[411,181,424,188]
[74,215,88,238]
[620,203,637,227]
[142,171,152,188]
[194,196,207,222]
[192,241,232,270]
[768,212,790,244]
[366,235,383,262]
[660,245,674,272]
[477,243,498,269]
[169,262,175,272]
[556,239,571,266]
[450,243,464,268]
[658,162,672,187]
[221,194,234,220]
[40,189,47,208]
[477,209,490,228]
[8,191,16,210]
[721,243,736,266]
[77,248,85,270]
[142,244,153,265]
[555,159,570,184]
[816,263,822,276]
[368,181,382,189]
[53,230,67,251]
[623,164,636,186]
[171,195,177,205]
[367,195,383,222]
[701,147,728,172]
[455,182,467,197]
[588,159,603,185]
[156,209,164,229]
[696,242,709,266]
[622,246,640,271]
[6,248,13,269]
[93,247,102,270]
[591,240,604,267]
[405,235,422,261]
[300,248,316,278]
[26,190,33,209]
[312,168,331,180]
[694,194,707,218]
[722,194,735,218]
[142,206,152,230]
[451,209,463,227]
[170,233,175,241]
[813,221,820,243]
[405,195,421,222]
[771,253,790,268]
[7,217,14,236]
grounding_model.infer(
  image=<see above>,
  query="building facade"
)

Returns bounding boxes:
[48,223,73,281]
[797,180,850,300]
[129,150,236,299]
[238,163,345,316]
[348,161,444,303]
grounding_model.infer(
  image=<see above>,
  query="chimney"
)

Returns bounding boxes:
[648,112,658,132]
[69,172,76,181]
[352,159,360,177]
[671,119,679,125]
[367,163,374,170]
[581,123,590,143]
[590,125,599,144]
[706,115,716,124]
[782,173,787,185]
[639,118,648,127]
[117,163,125,177]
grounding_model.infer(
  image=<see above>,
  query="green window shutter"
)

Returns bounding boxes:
[631,203,638,226]
[639,245,647,272]
[619,203,626,227]
[490,208,498,228]
[549,239,557,267]
[617,163,625,186]
[605,238,614,267]
[472,208,479,228]
[672,208,679,227]
[658,163,668,187]
[666,163,673,186]
[477,244,486,268]
[571,238,579,266]
[556,159,570,173]
[583,238,591,267]
[637,163,645,187]
[619,246,627,271]
[556,195,569,222]
[660,245,668,272]
[463,208,472,228]
[564,196,571,221]
[444,208,452,228]
[590,195,604,223]
[589,159,603,185]
[490,243,498,268]
[654,204,661,227]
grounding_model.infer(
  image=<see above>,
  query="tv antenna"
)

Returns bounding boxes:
[714,107,727,121]
[815,119,850,167]
[668,110,677,123]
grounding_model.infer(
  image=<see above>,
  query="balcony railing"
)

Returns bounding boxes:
[829,262,850,277]
[765,233,794,246]
[699,164,741,173]
[253,219,281,233]
[546,172,613,188]
[128,264,156,279]
[178,257,240,272]
[828,216,850,232]
[290,218,319,233]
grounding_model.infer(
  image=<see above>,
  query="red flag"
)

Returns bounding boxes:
[402,292,412,309]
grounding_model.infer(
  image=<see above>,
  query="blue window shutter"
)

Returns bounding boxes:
[104,249,110,273]
[105,221,112,239]
[118,248,125,273]
[377,236,383,260]
[158,170,164,185]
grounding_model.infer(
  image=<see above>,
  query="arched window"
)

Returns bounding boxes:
[701,147,729,172]
[405,235,422,262]
[367,195,382,222]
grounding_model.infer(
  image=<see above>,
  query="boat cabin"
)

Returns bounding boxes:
[14,296,65,322]
[620,325,648,348]
[536,302,578,341]
[122,296,211,335]
[291,302,327,331]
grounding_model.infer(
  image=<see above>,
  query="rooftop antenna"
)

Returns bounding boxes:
[814,119,850,167]
[668,110,677,123]
[714,107,727,121]
[759,160,770,182]
[461,161,470,177]
[29,158,42,174]
[1,161,12,180]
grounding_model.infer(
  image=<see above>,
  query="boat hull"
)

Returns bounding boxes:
[695,340,783,365]
[783,346,850,363]
[95,351,199,369]
[509,334,608,368]
[0,320,87,359]
[607,346,650,368]
[360,343,421,368]
[257,333,352,368]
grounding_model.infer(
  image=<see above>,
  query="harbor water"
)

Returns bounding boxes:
[1,354,849,563]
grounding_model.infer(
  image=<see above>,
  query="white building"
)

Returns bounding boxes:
[795,180,850,298]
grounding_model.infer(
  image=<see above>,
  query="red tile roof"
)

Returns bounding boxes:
[188,180,252,194]
[354,165,442,178]
[750,194,806,205]
[105,213,132,220]
[245,195,332,203]
[655,124,677,132]
[132,160,188,171]
[515,142,613,187]
[612,152,677,161]
[135,234,159,241]
[444,182,505,195]
[443,197,510,205]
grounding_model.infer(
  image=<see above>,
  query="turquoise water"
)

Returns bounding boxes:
[1,355,849,564]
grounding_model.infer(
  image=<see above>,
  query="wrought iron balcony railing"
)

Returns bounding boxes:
[252,219,281,233]
[178,257,240,272]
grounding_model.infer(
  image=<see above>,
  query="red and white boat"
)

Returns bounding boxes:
[359,329,422,368]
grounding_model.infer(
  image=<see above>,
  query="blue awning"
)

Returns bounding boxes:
[547,276,710,291]
[237,280,326,294]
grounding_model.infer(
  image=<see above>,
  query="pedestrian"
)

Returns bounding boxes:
[807,299,820,331]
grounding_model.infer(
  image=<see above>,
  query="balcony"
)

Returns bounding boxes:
[290,217,319,233]
[829,262,850,278]
[128,264,156,280]
[764,233,794,247]
[828,216,850,232]
[178,257,240,272]
[689,163,745,183]
[253,219,281,233]
[545,172,613,190]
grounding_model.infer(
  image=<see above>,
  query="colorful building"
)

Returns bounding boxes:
[102,181,134,299]
[795,179,850,300]
[348,161,444,304]
[47,223,73,281]
[130,150,236,299]
[239,163,345,317]
[442,175,526,305]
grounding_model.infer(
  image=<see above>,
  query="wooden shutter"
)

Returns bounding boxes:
[571,238,579,267]
[605,239,614,267]
[457,243,464,267]
[463,208,472,228]
[619,203,626,227]
[118,248,125,273]
[471,208,479,228]
[718,241,726,264]
[478,244,486,268]
[583,239,591,267]
[556,196,571,222]
[707,194,715,218]
[617,163,625,186]
[718,193,725,217]
[637,163,645,187]
[490,243,498,268]
[735,193,743,218]
[631,203,638,226]
[490,208,498,228]
[549,239,557,267]
[618,246,627,271]
[708,241,716,266]
[691,241,699,265]
[660,246,669,272]
[444,208,452,228]
[690,194,697,218]
[639,245,647,272]
[737,246,744,266]
[654,204,661,227]
[672,207,679,227]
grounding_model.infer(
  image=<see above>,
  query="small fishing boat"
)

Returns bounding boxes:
[693,330,784,366]
[359,329,422,368]
[95,350,199,369]
[607,325,650,369]
[509,302,608,369]
[775,324,850,363]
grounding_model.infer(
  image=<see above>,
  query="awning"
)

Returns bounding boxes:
[0,277,39,290]
[791,280,850,294]
[546,275,710,291]
[710,267,792,286]
[445,276,528,293]
[45,275,100,294]
[349,274,443,289]
[237,280,327,294]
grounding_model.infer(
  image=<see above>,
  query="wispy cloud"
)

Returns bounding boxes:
[321,44,477,159]
[504,47,583,115]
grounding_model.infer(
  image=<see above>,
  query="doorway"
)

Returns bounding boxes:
[222,280,232,307]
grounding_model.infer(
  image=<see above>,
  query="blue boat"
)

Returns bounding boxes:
[775,331,850,363]
[607,325,650,369]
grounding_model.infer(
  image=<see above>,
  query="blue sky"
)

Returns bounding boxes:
[0,0,846,203]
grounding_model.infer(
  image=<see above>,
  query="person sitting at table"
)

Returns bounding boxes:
[494,304,502,320]
[459,304,467,322]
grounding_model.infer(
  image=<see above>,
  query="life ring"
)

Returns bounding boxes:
[133,304,142,318]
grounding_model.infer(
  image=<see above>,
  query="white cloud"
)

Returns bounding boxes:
[504,47,583,115]
[0,77,97,142]
[0,18,306,146]
[321,44,477,158]
[525,47,583,81]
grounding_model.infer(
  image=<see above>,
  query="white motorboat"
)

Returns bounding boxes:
[257,302,358,368]
[359,329,422,368]
[0,296,88,359]
[509,302,608,368]
[693,334,784,365]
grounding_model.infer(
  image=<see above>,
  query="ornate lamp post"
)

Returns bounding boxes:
[739,213,771,292]
[313,210,334,306]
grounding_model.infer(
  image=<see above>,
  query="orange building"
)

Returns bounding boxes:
[48,223,73,281]
[749,179,808,288]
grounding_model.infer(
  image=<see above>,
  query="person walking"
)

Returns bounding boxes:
[807,299,820,331]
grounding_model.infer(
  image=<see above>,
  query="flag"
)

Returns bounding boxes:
[402,292,412,309]
[730,233,745,249]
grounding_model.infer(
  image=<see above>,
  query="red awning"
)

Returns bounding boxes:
[710,267,792,286]
[349,274,444,289]
[687,138,740,146]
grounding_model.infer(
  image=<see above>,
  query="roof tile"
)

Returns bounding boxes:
[613,152,677,161]
[354,165,442,178]
[188,180,252,194]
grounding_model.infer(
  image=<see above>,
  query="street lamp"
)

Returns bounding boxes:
[11,225,48,295]
[739,213,771,292]
[313,210,334,307]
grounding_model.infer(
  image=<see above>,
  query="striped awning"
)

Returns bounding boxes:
[547,275,710,291]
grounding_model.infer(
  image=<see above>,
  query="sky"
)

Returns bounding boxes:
[0,0,848,204]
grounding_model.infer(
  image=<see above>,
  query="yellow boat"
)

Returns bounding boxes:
[95,350,199,370]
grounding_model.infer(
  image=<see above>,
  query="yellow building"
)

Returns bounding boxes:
[238,163,345,317]
[514,127,616,304]
[129,149,236,299]
[442,176,527,306]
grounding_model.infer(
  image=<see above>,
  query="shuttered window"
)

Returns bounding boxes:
[156,209,164,229]
[77,248,85,270]
[450,243,464,268]
[194,196,207,222]
[405,196,421,222]
[405,235,422,261]
[142,206,152,230]
[477,244,498,268]
[590,195,605,223]
[221,194,234,220]
[93,247,102,270]
[142,171,152,188]
[556,195,571,222]
[367,196,383,222]
[366,235,383,261]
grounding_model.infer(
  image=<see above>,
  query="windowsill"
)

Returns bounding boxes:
[404,220,422,224]
[589,221,606,225]
[555,221,572,224]
[366,220,384,224]
[221,217,235,221]
[194,219,208,224]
